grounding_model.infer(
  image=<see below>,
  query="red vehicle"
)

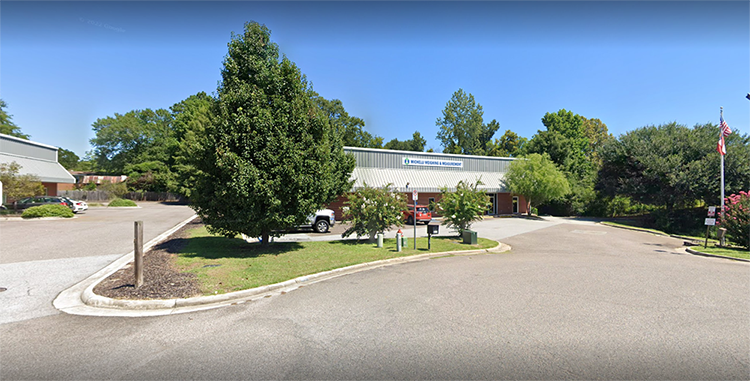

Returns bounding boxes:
[403,204,432,225]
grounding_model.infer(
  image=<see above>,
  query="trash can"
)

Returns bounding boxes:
[462,230,477,245]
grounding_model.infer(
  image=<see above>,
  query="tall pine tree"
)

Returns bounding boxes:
[190,22,354,245]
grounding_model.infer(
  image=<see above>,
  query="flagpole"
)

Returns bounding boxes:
[720,107,725,244]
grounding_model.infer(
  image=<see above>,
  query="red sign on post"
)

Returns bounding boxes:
[412,190,418,201]
[708,206,716,217]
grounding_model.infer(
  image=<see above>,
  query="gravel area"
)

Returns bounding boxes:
[93,219,203,300]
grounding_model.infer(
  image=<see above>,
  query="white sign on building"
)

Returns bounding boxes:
[402,157,463,168]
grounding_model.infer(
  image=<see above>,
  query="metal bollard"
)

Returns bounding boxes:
[377,233,383,248]
[396,232,402,252]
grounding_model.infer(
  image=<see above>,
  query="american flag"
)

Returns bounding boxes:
[717,135,726,156]
[720,115,732,136]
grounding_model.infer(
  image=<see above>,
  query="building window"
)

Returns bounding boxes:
[428,197,436,212]
[512,196,519,214]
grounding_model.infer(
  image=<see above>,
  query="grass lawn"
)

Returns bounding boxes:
[175,226,499,295]
[600,221,672,236]
[601,221,749,260]
[693,246,750,260]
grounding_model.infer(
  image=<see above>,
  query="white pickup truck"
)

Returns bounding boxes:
[298,209,335,233]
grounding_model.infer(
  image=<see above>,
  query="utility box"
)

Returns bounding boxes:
[427,221,440,235]
[463,230,477,245]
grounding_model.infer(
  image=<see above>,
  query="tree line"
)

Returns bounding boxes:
[2,20,749,237]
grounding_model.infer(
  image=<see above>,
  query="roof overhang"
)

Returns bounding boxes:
[349,167,508,193]
[0,153,76,184]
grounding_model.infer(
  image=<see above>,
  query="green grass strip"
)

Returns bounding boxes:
[691,246,750,260]
[601,221,748,260]
[175,226,499,295]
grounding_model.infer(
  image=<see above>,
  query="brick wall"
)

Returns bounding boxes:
[326,191,528,218]
[41,182,58,196]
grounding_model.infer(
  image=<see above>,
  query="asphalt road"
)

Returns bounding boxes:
[2,219,747,380]
[0,202,196,324]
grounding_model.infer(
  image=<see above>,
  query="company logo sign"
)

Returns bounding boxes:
[402,157,463,168]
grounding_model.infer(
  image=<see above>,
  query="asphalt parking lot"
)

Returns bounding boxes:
[0,202,196,324]
[2,219,747,379]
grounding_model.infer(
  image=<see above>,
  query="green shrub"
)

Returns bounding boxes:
[438,180,490,236]
[720,191,749,249]
[108,198,137,207]
[341,183,406,241]
[100,181,128,198]
[22,204,74,218]
[608,195,631,217]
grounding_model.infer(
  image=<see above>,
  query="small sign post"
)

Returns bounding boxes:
[704,206,717,248]
[412,190,418,249]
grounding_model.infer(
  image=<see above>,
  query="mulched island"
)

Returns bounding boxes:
[93,219,203,300]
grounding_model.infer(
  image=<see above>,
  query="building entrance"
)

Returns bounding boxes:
[486,193,496,215]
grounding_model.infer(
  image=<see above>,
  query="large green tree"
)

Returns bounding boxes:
[525,110,612,215]
[383,131,426,152]
[90,109,174,174]
[190,22,355,245]
[314,95,383,148]
[89,92,217,193]
[170,92,216,197]
[597,122,750,215]
[0,100,30,140]
[57,148,80,170]
[487,129,527,157]
[436,89,499,156]
[503,153,570,216]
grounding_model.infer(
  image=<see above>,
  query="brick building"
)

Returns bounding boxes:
[0,133,76,201]
[327,147,527,217]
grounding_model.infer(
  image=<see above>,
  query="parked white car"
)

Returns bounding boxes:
[298,209,335,233]
[61,197,88,213]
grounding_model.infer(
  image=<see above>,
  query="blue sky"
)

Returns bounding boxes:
[2,1,748,157]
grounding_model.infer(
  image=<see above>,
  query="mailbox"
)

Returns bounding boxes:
[427,221,440,235]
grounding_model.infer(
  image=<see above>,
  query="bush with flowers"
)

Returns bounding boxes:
[720,190,749,249]
[341,183,407,242]
[438,180,491,237]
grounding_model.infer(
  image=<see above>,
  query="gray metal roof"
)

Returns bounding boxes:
[344,146,514,173]
[350,167,507,193]
[0,153,75,184]
[344,146,513,193]
[0,133,59,161]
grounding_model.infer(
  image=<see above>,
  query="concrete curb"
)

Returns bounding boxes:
[685,247,750,263]
[53,214,199,315]
[600,222,714,242]
[0,215,78,221]
[56,234,510,317]
[598,222,670,237]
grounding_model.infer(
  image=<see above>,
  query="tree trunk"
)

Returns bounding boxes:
[261,230,270,246]
[527,199,532,216]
